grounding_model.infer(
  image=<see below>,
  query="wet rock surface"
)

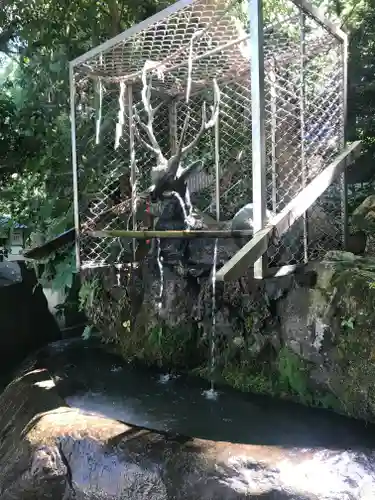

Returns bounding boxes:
[352,194,375,255]
[79,185,375,421]
[0,261,60,379]
[1,338,375,499]
[352,194,375,234]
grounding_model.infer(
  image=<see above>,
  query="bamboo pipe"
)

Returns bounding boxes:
[88,229,254,239]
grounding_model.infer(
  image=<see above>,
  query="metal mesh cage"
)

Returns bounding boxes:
[70,0,347,276]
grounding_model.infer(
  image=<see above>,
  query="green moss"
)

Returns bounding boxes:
[108,303,340,411]
[315,254,375,420]
[194,360,275,395]
[245,315,253,334]
[193,347,339,412]
[276,347,312,404]
[115,321,202,369]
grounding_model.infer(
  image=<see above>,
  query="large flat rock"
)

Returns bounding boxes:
[0,339,375,499]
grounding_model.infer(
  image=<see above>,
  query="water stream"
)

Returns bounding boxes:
[21,339,375,498]
[42,339,375,449]
[156,237,164,311]
[169,190,219,398]
[203,237,219,400]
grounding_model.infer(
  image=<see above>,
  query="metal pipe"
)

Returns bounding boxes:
[249,0,267,279]
[292,0,347,41]
[69,63,81,271]
[70,0,195,67]
[127,83,137,262]
[270,61,277,213]
[340,34,349,249]
[300,12,308,263]
[214,98,221,223]
[82,34,251,83]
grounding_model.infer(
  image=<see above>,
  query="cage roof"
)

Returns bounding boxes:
[71,0,345,96]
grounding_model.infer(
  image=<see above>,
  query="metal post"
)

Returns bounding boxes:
[69,63,81,271]
[300,13,308,263]
[127,84,137,263]
[340,35,349,249]
[214,111,220,223]
[249,0,267,279]
[270,61,277,214]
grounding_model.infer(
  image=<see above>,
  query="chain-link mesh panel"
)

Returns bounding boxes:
[72,0,346,272]
[74,80,130,267]
[308,177,344,259]
[173,80,252,221]
[263,2,345,265]
[74,0,251,92]
[74,78,171,267]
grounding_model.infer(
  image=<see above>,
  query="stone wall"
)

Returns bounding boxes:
[80,237,375,422]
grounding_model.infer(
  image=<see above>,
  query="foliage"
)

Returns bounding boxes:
[78,276,101,312]
[341,316,355,329]
[82,324,94,340]
[276,347,311,403]
[0,0,171,309]
[35,245,78,303]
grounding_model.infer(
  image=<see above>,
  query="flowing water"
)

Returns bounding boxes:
[203,237,219,400]
[35,339,375,499]
[168,190,220,398]
[156,237,164,310]
[39,339,375,448]
[159,190,221,398]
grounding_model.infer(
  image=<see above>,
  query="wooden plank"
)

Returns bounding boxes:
[23,229,75,260]
[216,226,273,280]
[216,140,361,282]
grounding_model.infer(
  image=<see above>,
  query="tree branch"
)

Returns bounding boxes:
[107,0,122,36]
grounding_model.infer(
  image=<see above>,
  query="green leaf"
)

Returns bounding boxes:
[82,324,93,340]
[49,61,61,73]
[50,250,76,291]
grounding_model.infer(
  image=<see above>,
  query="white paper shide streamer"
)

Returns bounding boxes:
[95,77,103,145]
[115,80,126,150]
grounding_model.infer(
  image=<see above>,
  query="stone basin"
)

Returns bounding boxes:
[1,337,375,499]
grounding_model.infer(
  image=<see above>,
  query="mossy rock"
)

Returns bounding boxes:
[321,252,375,419]
[277,250,375,421]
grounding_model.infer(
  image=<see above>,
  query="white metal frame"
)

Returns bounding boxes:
[69,0,351,277]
